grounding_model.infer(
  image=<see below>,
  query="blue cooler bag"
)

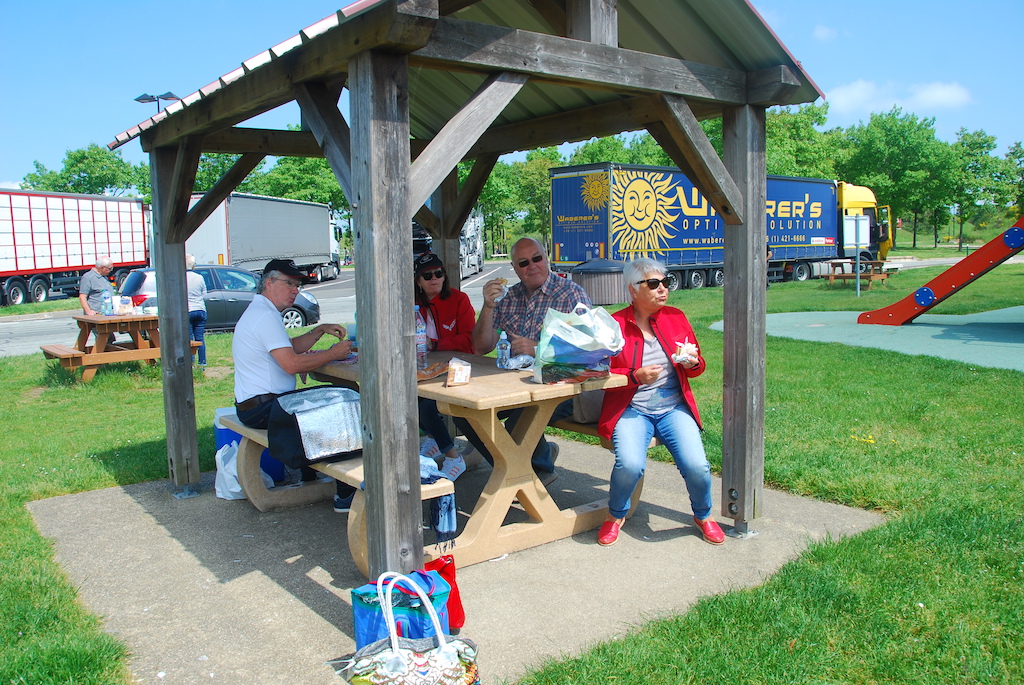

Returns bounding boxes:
[351,570,451,649]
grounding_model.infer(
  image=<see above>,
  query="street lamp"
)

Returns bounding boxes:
[134,91,181,113]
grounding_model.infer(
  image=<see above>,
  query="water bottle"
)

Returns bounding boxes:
[101,290,113,316]
[496,330,511,369]
[414,305,428,370]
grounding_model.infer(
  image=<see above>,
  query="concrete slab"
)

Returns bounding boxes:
[29,437,882,684]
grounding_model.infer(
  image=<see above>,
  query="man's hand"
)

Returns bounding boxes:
[507,332,537,357]
[481,278,507,309]
[318,323,347,340]
[329,340,354,359]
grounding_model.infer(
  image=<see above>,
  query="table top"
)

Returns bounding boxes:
[315,351,626,411]
[74,313,159,325]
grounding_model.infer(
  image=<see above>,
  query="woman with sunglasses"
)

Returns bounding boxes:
[414,252,477,478]
[595,257,725,547]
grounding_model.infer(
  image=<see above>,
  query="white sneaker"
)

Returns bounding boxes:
[460,446,484,471]
[441,456,467,481]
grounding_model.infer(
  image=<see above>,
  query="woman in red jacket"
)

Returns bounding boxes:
[414,252,476,479]
[595,257,725,547]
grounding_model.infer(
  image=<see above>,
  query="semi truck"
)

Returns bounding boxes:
[550,163,890,290]
[0,189,149,306]
[186,193,339,281]
[460,208,485,278]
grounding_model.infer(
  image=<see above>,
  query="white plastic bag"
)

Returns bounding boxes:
[215,440,274,500]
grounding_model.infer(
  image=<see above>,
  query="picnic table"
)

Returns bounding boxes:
[311,351,627,570]
[41,313,177,381]
[827,260,891,289]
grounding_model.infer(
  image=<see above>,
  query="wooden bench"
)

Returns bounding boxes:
[218,412,454,577]
[827,272,889,289]
[40,344,86,369]
[41,340,202,375]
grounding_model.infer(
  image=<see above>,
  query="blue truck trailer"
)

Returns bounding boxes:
[550,163,890,289]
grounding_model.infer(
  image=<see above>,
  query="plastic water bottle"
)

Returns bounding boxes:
[496,331,511,369]
[414,305,428,370]
[101,290,113,315]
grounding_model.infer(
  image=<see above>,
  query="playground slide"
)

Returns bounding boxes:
[858,217,1024,326]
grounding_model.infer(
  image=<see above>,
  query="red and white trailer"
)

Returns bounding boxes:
[0,189,149,305]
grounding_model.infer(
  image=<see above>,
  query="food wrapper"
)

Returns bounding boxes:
[446,357,471,386]
[672,341,699,365]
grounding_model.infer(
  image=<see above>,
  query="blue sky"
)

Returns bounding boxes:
[1,0,1020,188]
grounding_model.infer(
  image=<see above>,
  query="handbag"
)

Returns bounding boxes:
[425,555,464,632]
[351,570,450,650]
[334,572,480,685]
[533,302,624,384]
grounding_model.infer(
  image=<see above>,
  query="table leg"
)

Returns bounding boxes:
[432,398,609,568]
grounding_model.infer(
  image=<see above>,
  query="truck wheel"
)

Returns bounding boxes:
[114,270,130,291]
[665,272,681,291]
[711,268,725,287]
[4,278,28,306]
[791,262,811,282]
[281,307,306,328]
[687,270,705,289]
[29,276,50,303]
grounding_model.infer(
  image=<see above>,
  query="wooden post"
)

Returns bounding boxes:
[349,49,424,575]
[566,0,618,46]
[720,105,767,534]
[150,145,201,492]
[433,172,461,276]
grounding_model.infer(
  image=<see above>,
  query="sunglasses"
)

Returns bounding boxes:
[273,277,302,289]
[420,269,445,281]
[636,277,671,290]
[516,254,544,269]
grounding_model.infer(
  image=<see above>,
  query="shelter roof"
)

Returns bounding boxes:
[109,0,821,156]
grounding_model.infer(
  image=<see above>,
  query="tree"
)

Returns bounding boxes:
[252,156,348,214]
[516,147,565,244]
[477,160,520,257]
[764,103,836,178]
[951,128,1012,248]
[193,154,266,195]
[569,135,629,165]
[1006,142,1024,216]
[22,144,140,196]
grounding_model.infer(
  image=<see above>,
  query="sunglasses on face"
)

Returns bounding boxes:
[420,269,445,281]
[273,277,302,289]
[636,277,670,290]
[516,254,544,269]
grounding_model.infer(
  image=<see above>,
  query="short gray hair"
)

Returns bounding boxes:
[623,258,667,298]
[257,269,280,295]
[185,254,196,270]
[95,256,113,268]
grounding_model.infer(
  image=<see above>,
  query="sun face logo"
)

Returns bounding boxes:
[579,173,609,211]
[611,170,679,257]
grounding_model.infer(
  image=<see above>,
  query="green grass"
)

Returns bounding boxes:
[3,267,1023,683]
[0,297,80,317]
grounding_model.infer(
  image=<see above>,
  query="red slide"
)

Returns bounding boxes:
[858,216,1024,326]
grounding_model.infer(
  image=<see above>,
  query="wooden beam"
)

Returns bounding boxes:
[414,205,441,234]
[141,2,435,151]
[163,137,203,244]
[412,16,747,103]
[407,71,527,218]
[350,49,424,576]
[747,65,801,106]
[527,0,568,35]
[720,104,767,534]
[181,153,265,240]
[566,0,617,46]
[149,146,200,490]
[439,0,483,13]
[652,94,745,225]
[294,81,355,201]
[202,128,322,157]
[448,152,497,236]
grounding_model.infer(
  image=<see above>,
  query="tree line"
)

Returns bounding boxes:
[22,104,1024,255]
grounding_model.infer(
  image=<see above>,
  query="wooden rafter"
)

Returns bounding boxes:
[294,81,355,201]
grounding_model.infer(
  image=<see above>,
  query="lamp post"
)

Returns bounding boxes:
[134,91,181,113]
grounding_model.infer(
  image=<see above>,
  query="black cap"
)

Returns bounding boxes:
[414,252,443,274]
[264,258,310,283]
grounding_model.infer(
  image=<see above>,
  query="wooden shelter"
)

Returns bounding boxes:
[109,0,821,577]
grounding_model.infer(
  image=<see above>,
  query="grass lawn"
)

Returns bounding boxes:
[2,265,1023,683]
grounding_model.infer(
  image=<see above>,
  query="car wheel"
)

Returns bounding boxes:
[281,307,306,328]
[29,276,50,303]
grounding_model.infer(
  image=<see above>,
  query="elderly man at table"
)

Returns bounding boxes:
[458,237,592,486]
[233,258,356,511]
[78,256,114,316]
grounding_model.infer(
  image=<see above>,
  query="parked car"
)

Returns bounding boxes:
[120,264,321,330]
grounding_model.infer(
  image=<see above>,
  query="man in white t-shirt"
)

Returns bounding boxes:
[232,258,356,511]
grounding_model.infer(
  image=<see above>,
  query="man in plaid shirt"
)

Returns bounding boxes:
[460,237,591,485]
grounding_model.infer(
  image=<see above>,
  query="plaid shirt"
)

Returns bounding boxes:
[494,272,592,341]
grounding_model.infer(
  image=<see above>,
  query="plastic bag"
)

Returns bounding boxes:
[533,302,624,384]
[215,440,274,500]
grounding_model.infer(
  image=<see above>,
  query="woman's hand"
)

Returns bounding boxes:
[634,364,663,385]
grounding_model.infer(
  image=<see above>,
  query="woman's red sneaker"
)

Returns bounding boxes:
[694,516,725,545]
[597,519,622,546]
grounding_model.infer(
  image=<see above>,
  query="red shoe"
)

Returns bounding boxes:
[597,519,622,546]
[694,516,725,545]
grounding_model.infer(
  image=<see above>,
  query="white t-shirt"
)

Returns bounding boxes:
[232,294,296,401]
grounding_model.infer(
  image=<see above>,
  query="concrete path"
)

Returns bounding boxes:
[29,437,881,684]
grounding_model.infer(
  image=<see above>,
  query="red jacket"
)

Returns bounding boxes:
[423,288,476,354]
[597,304,706,441]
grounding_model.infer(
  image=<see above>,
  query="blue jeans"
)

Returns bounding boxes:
[189,310,207,366]
[453,398,574,475]
[418,398,455,455]
[609,404,712,521]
